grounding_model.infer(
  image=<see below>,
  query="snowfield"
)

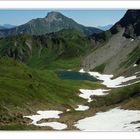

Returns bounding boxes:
[88,71,137,88]
[24,110,62,123]
[79,69,138,88]
[77,69,140,131]
[74,108,140,131]
[24,110,67,130]
[79,89,110,102]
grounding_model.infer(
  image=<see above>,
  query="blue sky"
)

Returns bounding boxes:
[0,10,127,27]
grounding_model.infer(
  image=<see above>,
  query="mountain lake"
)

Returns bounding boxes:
[57,71,99,82]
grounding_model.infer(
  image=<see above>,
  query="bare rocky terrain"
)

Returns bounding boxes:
[83,29,140,76]
[82,10,140,77]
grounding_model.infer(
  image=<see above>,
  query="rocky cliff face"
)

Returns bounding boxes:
[82,10,140,77]
[110,10,140,38]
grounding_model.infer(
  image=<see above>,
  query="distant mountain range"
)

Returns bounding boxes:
[0,24,15,29]
[0,11,102,37]
[3,24,16,29]
[0,26,5,30]
[97,24,113,31]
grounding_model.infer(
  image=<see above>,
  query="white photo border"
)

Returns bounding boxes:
[0,1,140,139]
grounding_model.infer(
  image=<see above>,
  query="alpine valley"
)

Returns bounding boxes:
[0,10,140,131]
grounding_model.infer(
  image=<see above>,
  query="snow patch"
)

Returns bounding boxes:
[33,122,67,130]
[79,89,110,102]
[89,71,137,88]
[75,105,89,111]
[24,110,67,130]
[79,69,138,88]
[74,108,140,131]
[24,110,62,123]
[133,64,138,67]
[79,68,85,73]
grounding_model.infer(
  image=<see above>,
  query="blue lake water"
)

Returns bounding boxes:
[57,71,98,82]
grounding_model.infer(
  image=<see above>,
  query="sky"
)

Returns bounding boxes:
[0,10,127,27]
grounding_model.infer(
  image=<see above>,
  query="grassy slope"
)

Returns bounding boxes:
[0,57,103,129]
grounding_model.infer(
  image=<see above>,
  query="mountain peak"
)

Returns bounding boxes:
[46,11,64,19]
[0,11,102,37]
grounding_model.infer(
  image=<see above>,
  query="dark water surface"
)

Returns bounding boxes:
[57,71,98,82]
